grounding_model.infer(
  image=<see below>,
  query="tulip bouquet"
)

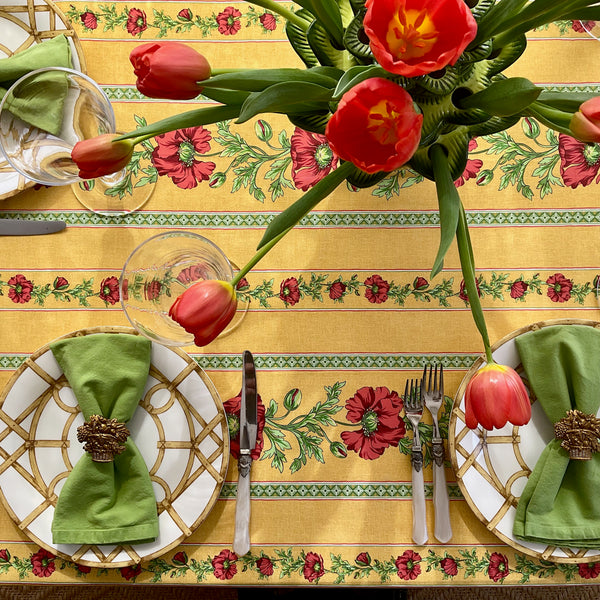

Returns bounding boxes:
[72,0,600,430]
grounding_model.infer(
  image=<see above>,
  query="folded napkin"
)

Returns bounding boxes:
[50,333,159,545]
[513,324,600,547]
[0,34,73,136]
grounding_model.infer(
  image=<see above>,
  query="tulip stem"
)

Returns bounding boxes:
[230,226,293,289]
[245,0,309,31]
[524,101,573,136]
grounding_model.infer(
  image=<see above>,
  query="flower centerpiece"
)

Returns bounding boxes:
[73,0,600,430]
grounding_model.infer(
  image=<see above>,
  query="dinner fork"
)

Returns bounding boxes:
[404,378,428,546]
[422,364,452,543]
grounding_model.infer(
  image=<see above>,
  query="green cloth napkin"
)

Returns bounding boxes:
[513,324,600,547]
[0,34,73,136]
[50,333,159,545]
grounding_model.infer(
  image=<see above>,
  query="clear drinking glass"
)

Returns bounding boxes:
[119,231,248,346]
[0,67,153,215]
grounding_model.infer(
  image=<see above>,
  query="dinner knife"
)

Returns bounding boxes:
[0,219,66,235]
[233,350,258,556]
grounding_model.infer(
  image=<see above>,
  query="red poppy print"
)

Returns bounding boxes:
[356,552,371,566]
[173,551,188,565]
[458,278,481,303]
[303,551,325,582]
[53,276,69,290]
[395,549,421,581]
[177,8,192,22]
[510,280,528,299]
[546,272,573,302]
[558,133,600,188]
[256,556,274,576]
[144,279,162,301]
[76,564,92,574]
[455,139,483,187]
[329,280,346,300]
[126,8,147,36]
[440,557,458,577]
[80,11,98,29]
[280,277,301,306]
[30,548,55,578]
[413,276,428,290]
[341,386,406,460]
[223,391,266,460]
[290,128,339,191]
[573,20,596,33]
[579,562,600,579]
[99,276,120,305]
[212,549,238,580]
[216,7,242,35]
[259,12,277,31]
[487,552,509,582]
[8,274,33,304]
[364,274,390,304]
[177,265,204,284]
[120,563,142,580]
[152,127,216,189]
[0,549,9,563]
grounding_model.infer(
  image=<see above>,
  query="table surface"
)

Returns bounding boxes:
[1,0,599,587]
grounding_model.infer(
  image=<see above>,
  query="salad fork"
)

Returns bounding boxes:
[422,364,452,543]
[404,378,428,545]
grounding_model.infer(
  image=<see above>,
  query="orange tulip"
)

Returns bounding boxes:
[130,41,211,100]
[465,362,531,430]
[363,0,477,78]
[569,97,600,142]
[168,279,237,347]
[325,77,422,174]
[71,134,134,179]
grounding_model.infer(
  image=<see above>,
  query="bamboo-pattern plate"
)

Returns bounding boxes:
[449,318,600,564]
[0,0,86,200]
[0,327,229,568]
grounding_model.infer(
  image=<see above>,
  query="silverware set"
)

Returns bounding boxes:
[404,364,452,545]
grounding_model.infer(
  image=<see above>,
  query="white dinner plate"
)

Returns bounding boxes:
[450,318,600,564]
[0,327,229,568]
[0,0,86,200]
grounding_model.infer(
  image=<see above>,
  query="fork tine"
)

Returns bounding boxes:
[404,379,409,406]
[438,364,444,395]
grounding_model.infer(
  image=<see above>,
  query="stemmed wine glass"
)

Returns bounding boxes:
[0,66,154,216]
[119,231,249,347]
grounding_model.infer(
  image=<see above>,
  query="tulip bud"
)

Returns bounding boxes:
[283,388,302,411]
[330,441,348,459]
[569,97,600,142]
[465,362,531,430]
[255,119,273,142]
[522,117,540,139]
[130,41,211,100]
[71,134,134,180]
[169,279,237,347]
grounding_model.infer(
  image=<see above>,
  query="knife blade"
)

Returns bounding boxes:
[233,350,258,556]
[0,219,66,236]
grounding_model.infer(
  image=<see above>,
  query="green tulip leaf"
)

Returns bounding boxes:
[200,88,251,105]
[536,91,597,112]
[349,0,366,13]
[285,10,320,68]
[346,168,389,189]
[332,65,387,101]
[302,0,345,48]
[288,112,331,135]
[468,114,520,137]
[236,82,333,123]
[307,19,355,70]
[456,76,541,116]
[429,144,461,279]
[471,0,528,44]
[200,68,339,92]
[116,104,242,141]
[258,161,355,250]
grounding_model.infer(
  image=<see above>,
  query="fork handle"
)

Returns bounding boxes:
[432,441,452,543]
[411,449,428,545]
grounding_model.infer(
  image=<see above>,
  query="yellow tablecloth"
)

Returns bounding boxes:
[0,0,600,587]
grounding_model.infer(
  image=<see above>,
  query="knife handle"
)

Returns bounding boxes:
[432,440,452,543]
[411,449,428,546]
[233,453,252,556]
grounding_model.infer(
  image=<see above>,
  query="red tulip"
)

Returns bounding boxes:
[465,362,531,430]
[363,0,477,78]
[569,97,600,142]
[130,41,211,100]
[71,133,134,179]
[325,77,422,174]
[168,279,237,347]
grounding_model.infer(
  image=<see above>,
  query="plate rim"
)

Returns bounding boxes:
[0,325,230,568]
[449,318,600,564]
